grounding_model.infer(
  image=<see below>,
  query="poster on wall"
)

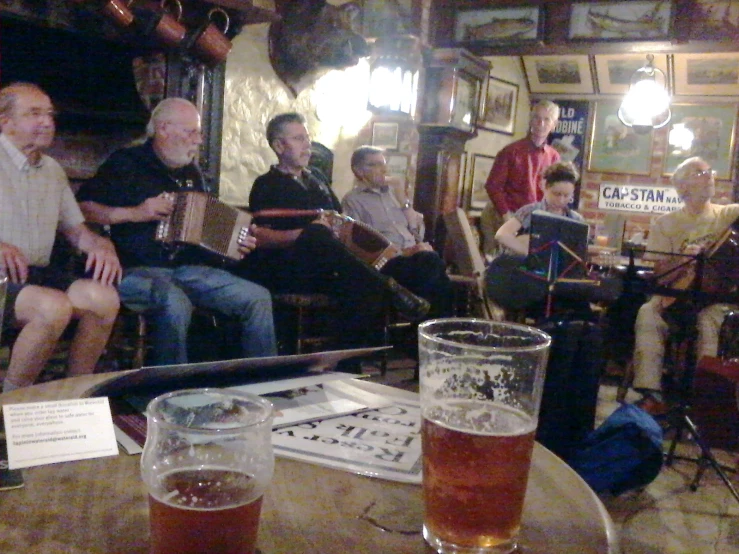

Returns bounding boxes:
[547,100,589,206]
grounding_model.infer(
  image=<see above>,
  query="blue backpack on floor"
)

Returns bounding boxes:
[567,403,664,496]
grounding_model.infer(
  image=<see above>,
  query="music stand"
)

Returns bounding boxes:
[527,211,611,317]
[634,247,739,505]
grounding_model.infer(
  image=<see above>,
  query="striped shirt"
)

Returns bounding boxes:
[0,134,84,266]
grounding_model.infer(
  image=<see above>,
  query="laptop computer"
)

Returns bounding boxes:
[527,210,590,279]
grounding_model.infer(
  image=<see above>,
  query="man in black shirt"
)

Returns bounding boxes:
[241,112,428,350]
[77,98,276,365]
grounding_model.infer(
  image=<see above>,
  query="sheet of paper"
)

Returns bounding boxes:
[272,398,423,484]
[3,398,119,469]
[268,381,391,429]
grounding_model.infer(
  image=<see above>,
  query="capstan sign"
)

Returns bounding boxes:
[598,183,683,214]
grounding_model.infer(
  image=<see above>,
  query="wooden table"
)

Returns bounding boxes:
[0,373,620,554]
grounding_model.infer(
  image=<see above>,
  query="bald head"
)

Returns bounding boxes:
[147,98,203,169]
[671,156,715,207]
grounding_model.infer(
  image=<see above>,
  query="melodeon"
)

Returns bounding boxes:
[252,209,400,270]
[155,192,251,261]
[323,211,400,270]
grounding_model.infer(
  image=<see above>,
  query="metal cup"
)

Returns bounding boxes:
[188,8,232,66]
[134,0,186,49]
[100,0,134,27]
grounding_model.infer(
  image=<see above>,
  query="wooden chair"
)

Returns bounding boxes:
[443,207,503,320]
[667,309,739,504]
[273,293,340,355]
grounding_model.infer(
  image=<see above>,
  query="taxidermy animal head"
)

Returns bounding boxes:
[269,0,370,97]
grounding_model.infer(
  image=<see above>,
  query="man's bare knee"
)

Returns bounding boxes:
[15,286,74,329]
[67,279,120,322]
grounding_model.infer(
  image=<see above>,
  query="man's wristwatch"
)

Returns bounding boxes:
[402,200,411,209]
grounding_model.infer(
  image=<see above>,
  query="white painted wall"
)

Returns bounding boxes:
[220,21,373,206]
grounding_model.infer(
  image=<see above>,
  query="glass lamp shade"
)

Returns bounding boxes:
[367,35,422,118]
[617,59,671,134]
[368,64,419,116]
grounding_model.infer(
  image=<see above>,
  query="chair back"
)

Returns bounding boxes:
[443,207,486,278]
[443,208,501,320]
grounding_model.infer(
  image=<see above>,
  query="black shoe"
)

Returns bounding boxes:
[386,277,430,321]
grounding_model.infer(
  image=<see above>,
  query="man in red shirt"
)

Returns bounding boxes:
[485,100,561,226]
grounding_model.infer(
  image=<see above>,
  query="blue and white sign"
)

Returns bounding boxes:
[598,183,683,214]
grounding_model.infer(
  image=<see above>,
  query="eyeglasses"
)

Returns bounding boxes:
[688,168,716,178]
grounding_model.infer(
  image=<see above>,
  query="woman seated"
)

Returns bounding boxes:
[490,161,592,321]
[495,161,584,256]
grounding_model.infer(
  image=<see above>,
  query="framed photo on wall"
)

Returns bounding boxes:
[690,1,739,41]
[454,6,541,45]
[587,100,654,175]
[479,76,518,135]
[594,54,669,95]
[673,53,739,96]
[467,154,495,212]
[662,103,738,180]
[371,122,399,150]
[522,55,594,94]
[569,1,672,40]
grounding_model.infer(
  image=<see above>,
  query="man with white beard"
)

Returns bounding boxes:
[78,98,276,366]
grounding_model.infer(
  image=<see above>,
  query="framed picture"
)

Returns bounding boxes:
[371,122,399,150]
[359,0,414,38]
[522,55,594,94]
[662,103,738,180]
[673,53,739,96]
[594,54,669,95]
[690,1,739,41]
[468,154,495,211]
[454,6,541,44]
[385,153,410,189]
[569,1,673,40]
[587,100,654,175]
[479,76,518,135]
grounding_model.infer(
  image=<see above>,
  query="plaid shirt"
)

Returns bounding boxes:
[0,134,84,266]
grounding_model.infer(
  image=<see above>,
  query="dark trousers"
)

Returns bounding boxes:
[382,251,454,318]
[236,224,388,348]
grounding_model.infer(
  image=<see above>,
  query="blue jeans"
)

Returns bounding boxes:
[119,265,276,365]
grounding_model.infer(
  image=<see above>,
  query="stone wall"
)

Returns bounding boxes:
[220,23,374,206]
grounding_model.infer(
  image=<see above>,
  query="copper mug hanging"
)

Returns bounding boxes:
[134,0,187,49]
[77,0,134,27]
[188,8,232,66]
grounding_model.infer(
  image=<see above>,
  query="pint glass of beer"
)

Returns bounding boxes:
[419,319,551,554]
[141,388,274,554]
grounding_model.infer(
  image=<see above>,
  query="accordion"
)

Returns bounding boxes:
[252,208,400,271]
[322,211,400,270]
[155,192,251,261]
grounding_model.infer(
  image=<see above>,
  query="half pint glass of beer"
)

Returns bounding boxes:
[419,319,551,554]
[141,388,274,554]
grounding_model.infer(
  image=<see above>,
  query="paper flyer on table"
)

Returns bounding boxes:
[272,398,423,484]
[3,398,118,469]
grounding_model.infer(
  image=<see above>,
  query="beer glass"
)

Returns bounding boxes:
[141,388,274,554]
[0,268,7,341]
[419,319,551,554]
